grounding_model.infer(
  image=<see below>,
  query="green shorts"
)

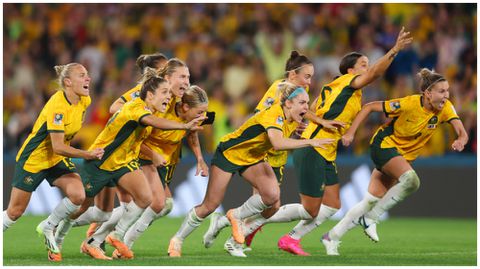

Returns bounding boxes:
[12,158,77,192]
[211,146,262,176]
[81,159,140,197]
[139,158,176,186]
[292,147,339,198]
[272,166,284,185]
[370,143,401,171]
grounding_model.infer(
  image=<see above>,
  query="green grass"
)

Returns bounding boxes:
[3,215,476,266]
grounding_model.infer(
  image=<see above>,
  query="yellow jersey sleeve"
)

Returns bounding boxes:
[255,79,283,113]
[441,100,460,123]
[120,84,142,103]
[259,105,285,131]
[46,93,67,133]
[383,97,405,118]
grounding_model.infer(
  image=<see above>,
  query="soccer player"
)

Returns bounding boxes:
[167,82,335,257]
[3,63,104,262]
[321,68,468,255]
[54,53,169,250]
[76,58,209,259]
[268,26,413,256]
[114,85,210,258]
[67,69,204,260]
[203,51,344,257]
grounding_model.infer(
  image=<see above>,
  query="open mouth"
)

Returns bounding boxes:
[299,112,306,118]
[161,101,168,110]
[83,85,89,90]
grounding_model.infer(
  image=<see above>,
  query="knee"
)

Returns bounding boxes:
[399,170,420,193]
[135,193,152,209]
[304,206,318,219]
[149,197,166,213]
[67,191,86,206]
[259,186,280,206]
[7,207,25,221]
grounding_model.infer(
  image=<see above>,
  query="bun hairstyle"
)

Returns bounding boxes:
[417,68,446,92]
[54,63,82,88]
[277,81,306,106]
[136,53,168,74]
[139,67,168,100]
[284,50,312,77]
[339,52,364,75]
[182,85,209,108]
[158,58,187,78]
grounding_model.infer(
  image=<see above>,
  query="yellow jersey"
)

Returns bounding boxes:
[254,79,308,167]
[16,91,91,173]
[302,73,362,161]
[219,103,297,166]
[120,84,142,103]
[139,98,187,165]
[371,95,459,161]
[90,98,153,171]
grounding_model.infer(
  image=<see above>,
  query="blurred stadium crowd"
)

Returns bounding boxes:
[3,3,477,159]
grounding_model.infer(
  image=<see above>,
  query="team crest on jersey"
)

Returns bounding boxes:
[276,116,284,126]
[264,97,275,108]
[23,176,34,185]
[53,113,64,125]
[389,101,400,111]
[131,91,140,100]
[427,116,438,129]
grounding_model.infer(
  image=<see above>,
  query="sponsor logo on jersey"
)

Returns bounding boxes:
[53,113,64,125]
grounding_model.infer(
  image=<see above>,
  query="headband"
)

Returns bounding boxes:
[287,87,306,100]
[425,78,446,91]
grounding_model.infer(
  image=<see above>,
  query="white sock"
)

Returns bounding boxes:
[44,198,80,231]
[365,171,419,222]
[175,208,204,241]
[55,218,74,245]
[156,197,174,218]
[232,194,269,219]
[289,204,338,240]
[3,211,16,232]
[244,214,268,236]
[73,206,111,227]
[113,202,145,239]
[124,206,157,248]
[216,215,231,231]
[265,203,312,223]
[93,206,124,239]
[329,192,380,241]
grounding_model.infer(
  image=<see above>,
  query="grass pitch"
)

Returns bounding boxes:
[3,215,476,266]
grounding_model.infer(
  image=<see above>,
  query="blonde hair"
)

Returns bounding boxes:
[182,85,208,107]
[139,67,168,100]
[277,81,306,106]
[158,58,187,78]
[54,63,82,88]
[417,68,446,92]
